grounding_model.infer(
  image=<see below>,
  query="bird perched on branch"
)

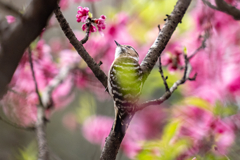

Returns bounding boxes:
[108,41,143,136]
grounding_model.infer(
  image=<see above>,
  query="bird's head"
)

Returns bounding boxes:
[114,40,139,61]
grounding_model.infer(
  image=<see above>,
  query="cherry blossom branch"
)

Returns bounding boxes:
[0,1,22,17]
[28,48,44,107]
[41,63,77,108]
[28,47,49,160]
[0,0,59,99]
[53,6,108,89]
[140,0,192,83]
[137,54,196,111]
[80,22,91,44]
[188,31,209,60]
[158,56,169,92]
[202,0,240,20]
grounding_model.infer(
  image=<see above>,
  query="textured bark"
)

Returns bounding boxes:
[100,128,124,160]
[36,107,49,160]
[140,0,192,82]
[0,0,59,99]
[54,7,108,89]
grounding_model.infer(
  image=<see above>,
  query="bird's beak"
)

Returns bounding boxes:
[114,40,120,46]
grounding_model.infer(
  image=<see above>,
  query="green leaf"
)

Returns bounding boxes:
[16,141,37,160]
[137,120,190,160]
[181,97,213,112]
[183,46,187,55]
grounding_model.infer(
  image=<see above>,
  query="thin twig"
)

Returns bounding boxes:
[28,47,49,160]
[188,31,209,60]
[137,54,196,111]
[202,0,220,10]
[202,0,240,20]
[158,56,169,92]
[28,47,44,107]
[41,63,76,107]
[0,1,22,17]
[53,6,108,90]
[80,21,91,44]
[0,115,35,131]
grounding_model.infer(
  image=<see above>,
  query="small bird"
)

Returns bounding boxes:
[108,41,143,135]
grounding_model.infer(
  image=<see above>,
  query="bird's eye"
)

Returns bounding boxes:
[127,46,132,49]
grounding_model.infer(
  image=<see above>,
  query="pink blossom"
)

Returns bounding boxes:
[84,0,100,2]
[121,106,167,158]
[117,12,128,25]
[73,0,82,3]
[49,38,64,53]
[174,106,235,158]
[59,0,69,10]
[5,15,15,24]
[82,116,113,145]
[58,49,80,67]
[95,15,106,35]
[210,118,235,155]
[1,90,37,127]
[1,40,74,126]
[162,45,184,71]
[76,6,90,23]
[82,23,97,33]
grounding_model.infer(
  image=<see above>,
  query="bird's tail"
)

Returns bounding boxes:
[112,105,134,136]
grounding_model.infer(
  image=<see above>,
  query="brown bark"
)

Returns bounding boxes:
[0,0,59,99]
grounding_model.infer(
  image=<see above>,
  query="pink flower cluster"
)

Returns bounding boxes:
[174,106,235,158]
[76,6,106,35]
[81,106,167,158]
[82,116,113,145]
[76,6,90,23]
[0,40,74,127]
[94,15,106,35]
[162,44,184,72]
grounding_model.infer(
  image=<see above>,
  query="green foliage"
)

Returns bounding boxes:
[16,142,37,160]
[213,102,238,118]
[183,46,187,55]
[75,93,96,124]
[181,97,213,112]
[137,120,190,160]
[124,0,193,43]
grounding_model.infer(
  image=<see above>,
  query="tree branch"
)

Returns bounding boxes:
[41,63,76,108]
[28,47,49,160]
[137,54,196,111]
[140,0,192,83]
[159,56,169,92]
[100,0,192,159]
[202,0,240,20]
[53,6,108,90]
[80,21,91,44]
[0,0,59,99]
[188,31,209,60]
[28,48,44,107]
